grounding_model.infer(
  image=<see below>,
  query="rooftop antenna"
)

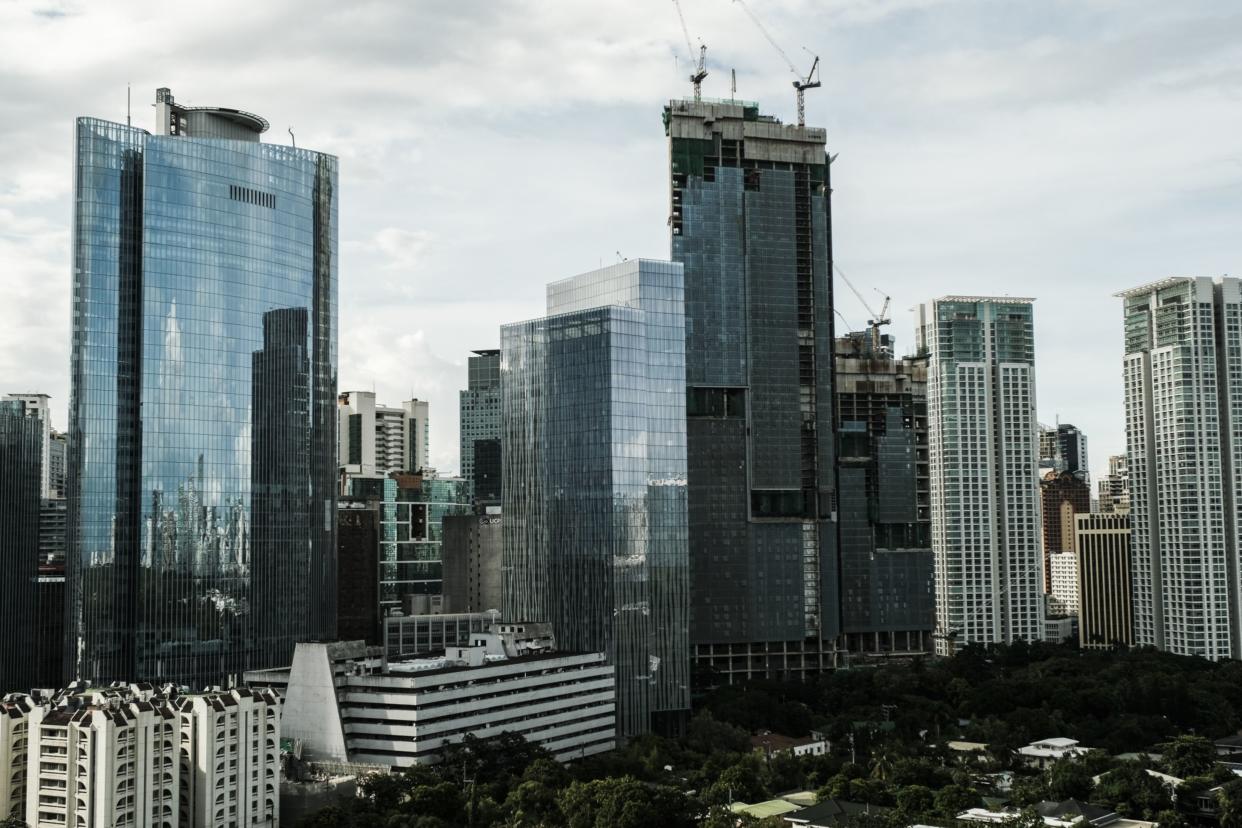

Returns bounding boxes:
[731,68,737,99]
[616,251,626,262]
[287,127,296,149]
[733,0,821,126]
[126,83,131,127]
[672,0,707,101]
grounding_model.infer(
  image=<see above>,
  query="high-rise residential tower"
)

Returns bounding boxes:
[459,349,501,503]
[338,392,430,484]
[0,401,42,691]
[1097,454,1130,515]
[666,98,838,679]
[502,259,690,737]
[1039,423,1089,479]
[1120,276,1242,659]
[1039,470,1091,592]
[834,331,934,658]
[68,87,338,685]
[917,296,1043,654]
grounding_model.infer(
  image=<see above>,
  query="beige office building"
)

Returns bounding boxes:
[1075,513,1133,649]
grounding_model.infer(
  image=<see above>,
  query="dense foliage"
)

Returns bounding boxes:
[297,644,1242,828]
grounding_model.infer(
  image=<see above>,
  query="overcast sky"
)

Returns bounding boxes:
[3,0,1242,481]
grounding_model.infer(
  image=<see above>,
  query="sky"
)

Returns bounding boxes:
[3,1,1242,482]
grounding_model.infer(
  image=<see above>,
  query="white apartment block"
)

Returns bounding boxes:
[244,626,616,767]
[1048,552,1079,616]
[338,392,430,484]
[1119,277,1242,659]
[0,695,32,820]
[174,690,281,828]
[917,297,1044,654]
[4,684,280,828]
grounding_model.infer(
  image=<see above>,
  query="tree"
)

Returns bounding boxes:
[1219,778,1242,828]
[704,756,769,806]
[1160,736,1216,779]
[934,783,980,818]
[1093,763,1173,819]
[1047,759,1095,801]
[404,782,465,823]
[558,776,696,828]
[503,779,563,827]
[895,784,935,819]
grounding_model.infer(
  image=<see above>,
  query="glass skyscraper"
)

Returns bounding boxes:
[665,98,839,680]
[0,400,43,692]
[459,349,501,503]
[501,259,690,737]
[68,88,338,685]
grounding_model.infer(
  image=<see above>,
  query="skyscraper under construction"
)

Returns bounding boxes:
[666,98,839,680]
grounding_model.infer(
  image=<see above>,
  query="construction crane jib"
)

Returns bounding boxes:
[732,0,821,126]
[834,263,892,353]
[672,0,708,101]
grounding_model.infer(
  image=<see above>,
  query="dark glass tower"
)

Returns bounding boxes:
[0,401,42,691]
[665,99,838,680]
[834,332,934,658]
[68,89,338,685]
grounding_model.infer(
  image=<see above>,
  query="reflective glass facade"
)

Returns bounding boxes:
[459,350,501,503]
[381,476,471,613]
[69,117,338,685]
[503,259,690,737]
[665,100,839,678]
[0,401,42,691]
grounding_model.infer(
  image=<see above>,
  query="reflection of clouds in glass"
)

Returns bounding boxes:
[163,298,182,372]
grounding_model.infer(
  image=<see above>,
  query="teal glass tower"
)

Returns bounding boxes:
[68,88,338,685]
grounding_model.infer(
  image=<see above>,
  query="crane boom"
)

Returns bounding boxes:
[732,0,796,73]
[672,0,708,101]
[834,264,892,351]
[732,0,821,125]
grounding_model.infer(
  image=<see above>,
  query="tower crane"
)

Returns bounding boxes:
[672,0,708,101]
[834,263,891,352]
[732,0,821,125]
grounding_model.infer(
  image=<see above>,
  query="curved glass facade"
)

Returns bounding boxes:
[69,117,338,685]
[502,260,690,737]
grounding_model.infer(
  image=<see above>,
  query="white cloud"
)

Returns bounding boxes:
[2,0,1242,481]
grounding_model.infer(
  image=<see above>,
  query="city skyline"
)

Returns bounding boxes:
[5,2,1242,481]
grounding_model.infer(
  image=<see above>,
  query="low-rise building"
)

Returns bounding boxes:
[751,731,829,758]
[245,626,615,767]
[1044,616,1077,644]
[1018,738,1091,769]
[957,800,1156,828]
